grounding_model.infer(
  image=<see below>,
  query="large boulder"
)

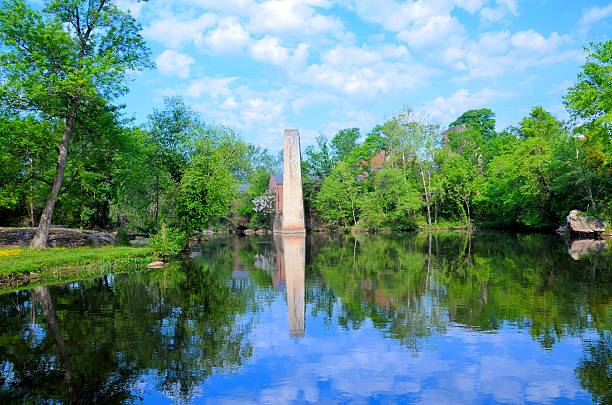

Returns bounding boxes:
[0,227,116,247]
[559,210,607,235]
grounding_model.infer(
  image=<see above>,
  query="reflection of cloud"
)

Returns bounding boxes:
[196,303,590,403]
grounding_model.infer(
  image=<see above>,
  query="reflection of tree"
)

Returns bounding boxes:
[575,332,611,405]
[0,233,610,401]
[310,234,448,354]
[308,232,611,353]
[0,241,258,404]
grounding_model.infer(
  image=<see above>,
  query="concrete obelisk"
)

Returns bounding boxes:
[281,129,306,233]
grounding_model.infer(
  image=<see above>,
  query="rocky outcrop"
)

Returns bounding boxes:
[0,227,116,247]
[557,210,607,235]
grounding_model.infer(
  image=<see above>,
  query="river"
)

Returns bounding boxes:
[0,232,610,404]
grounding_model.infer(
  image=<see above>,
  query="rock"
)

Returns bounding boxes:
[568,239,608,260]
[129,238,149,247]
[0,227,116,247]
[565,210,607,235]
[243,229,256,235]
[255,229,268,235]
[146,261,165,269]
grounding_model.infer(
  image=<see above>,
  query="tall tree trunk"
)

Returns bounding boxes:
[350,196,357,227]
[465,198,472,231]
[154,174,160,229]
[419,164,432,225]
[31,100,78,248]
[28,159,36,226]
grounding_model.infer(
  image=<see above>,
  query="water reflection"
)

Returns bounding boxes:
[278,235,306,337]
[0,232,609,404]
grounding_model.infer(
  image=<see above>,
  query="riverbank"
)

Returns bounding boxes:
[0,246,154,293]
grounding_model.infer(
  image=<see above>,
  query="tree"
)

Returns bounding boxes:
[331,128,360,162]
[303,134,334,179]
[315,161,361,228]
[436,150,479,228]
[0,0,151,247]
[178,138,238,232]
[381,109,440,226]
[148,97,201,183]
[449,108,497,140]
[518,106,566,139]
[563,40,611,219]
[359,167,422,230]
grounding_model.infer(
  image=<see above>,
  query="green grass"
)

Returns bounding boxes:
[0,246,154,274]
[0,246,156,294]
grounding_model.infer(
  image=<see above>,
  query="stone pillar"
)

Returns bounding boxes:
[282,234,305,337]
[281,129,306,234]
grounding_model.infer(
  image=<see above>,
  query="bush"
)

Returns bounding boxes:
[115,227,130,246]
[149,223,186,260]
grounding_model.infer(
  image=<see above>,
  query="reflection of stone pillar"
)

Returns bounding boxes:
[281,129,306,234]
[282,234,305,337]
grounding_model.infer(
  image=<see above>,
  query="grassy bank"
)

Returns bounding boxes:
[0,246,154,274]
[0,246,155,293]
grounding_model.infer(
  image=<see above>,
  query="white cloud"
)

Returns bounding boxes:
[510,29,565,53]
[480,0,519,23]
[351,0,456,32]
[171,76,239,99]
[579,3,612,30]
[397,15,465,48]
[143,13,217,49]
[250,36,290,65]
[451,0,487,14]
[441,29,577,81]
[301,60,435,95]
[115,0,145,17]
[155,49,195,78]
[248,0,345,39]
[423,88,498,124]
[204,17,252,52]
[249,36,308,66]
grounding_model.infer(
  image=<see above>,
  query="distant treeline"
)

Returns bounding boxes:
[302,42,611,231]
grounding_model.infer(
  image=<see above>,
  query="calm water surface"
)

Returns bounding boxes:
[0,233,610,404]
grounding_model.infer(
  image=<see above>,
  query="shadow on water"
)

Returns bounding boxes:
[0,232,610,403]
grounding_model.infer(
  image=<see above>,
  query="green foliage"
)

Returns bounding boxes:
[563,40,611,221]
[315,161,361,228]
[331,128,360,161]
[149,223,186,259]
[449,108,497,140]
[359,168,422,230]
[178,138,237,232]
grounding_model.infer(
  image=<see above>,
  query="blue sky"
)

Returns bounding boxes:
[108,0,612,149]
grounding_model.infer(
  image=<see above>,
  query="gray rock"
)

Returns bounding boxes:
[129,238,149,247]
[243,229,256,235]
[0,227,116,247]
[565,210,607,235]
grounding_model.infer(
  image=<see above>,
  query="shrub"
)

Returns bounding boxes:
[149,223,186,260]
[115,227,130,246]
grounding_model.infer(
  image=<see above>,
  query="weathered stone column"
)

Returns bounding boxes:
[281,129,306,234]
[282,234,305,337]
